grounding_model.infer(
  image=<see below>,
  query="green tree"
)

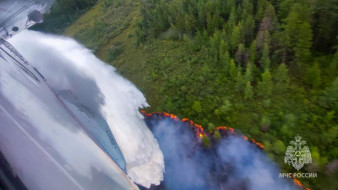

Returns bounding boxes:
[208,123,216,131]
[284,114,296,128]
[221,50,231,73]
[244,63,253,82]
[311,146,327,166]
[284,3,312,65]
[244,81,254,100]
[257,69,273,98]
[206,13,213,34]
[260,43,271,69]
[273,63,289,93]
[230,24,242,53]
[278,0,295,21]
[328,52,338,78]
[255,0,267,22]
[241,0,253,18]
[262,3,279,32]
[249,40,257,63]
[214,109,221,118]
[293,22,312,64]
[202,136,211,148]
[192,101,202,114]
[213,130,221,140]
[243,15,255,46]
[235,43,246,65]
[321,77,338,112]
[166,99,176,113]
[235,71,245,93]
[280,125,293,139]
[228,7,237,29]
[272,140,286,155]
[305,62,321,88]
[229,59,237,78]
[260,116,271,132]
[219,100,232,116]
[311,0,338,52]
[185,14,196,35]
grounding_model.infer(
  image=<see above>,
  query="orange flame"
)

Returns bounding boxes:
[216,127,263,148]
[216,126,227,130]
[140,111,206,138]
[293,179,310,190]
[251,139,265,149]
[141,110,264,147]
[181,117,207,138]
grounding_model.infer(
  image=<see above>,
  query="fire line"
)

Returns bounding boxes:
[140,110,311,190]
[140,110,264,148]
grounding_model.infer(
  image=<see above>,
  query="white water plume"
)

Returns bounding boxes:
[7,30,164,188]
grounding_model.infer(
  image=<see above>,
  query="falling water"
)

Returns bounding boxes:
[1,30,164,188]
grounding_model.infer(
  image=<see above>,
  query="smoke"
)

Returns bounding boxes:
[151,118,212,190]
[8,30,164,188]
[147,117,298,190]
[217,137,297,190]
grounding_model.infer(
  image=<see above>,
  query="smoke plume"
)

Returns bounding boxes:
[146,116,298,190]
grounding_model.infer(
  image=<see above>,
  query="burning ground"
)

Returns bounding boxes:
[142,111,310,190]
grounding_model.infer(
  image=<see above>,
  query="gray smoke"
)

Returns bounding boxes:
[148,117,298,190]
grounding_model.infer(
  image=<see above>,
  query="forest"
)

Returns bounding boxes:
[33,0,338,189]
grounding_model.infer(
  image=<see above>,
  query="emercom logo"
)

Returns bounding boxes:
[279,135,317,179]
[284,134,312,170]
